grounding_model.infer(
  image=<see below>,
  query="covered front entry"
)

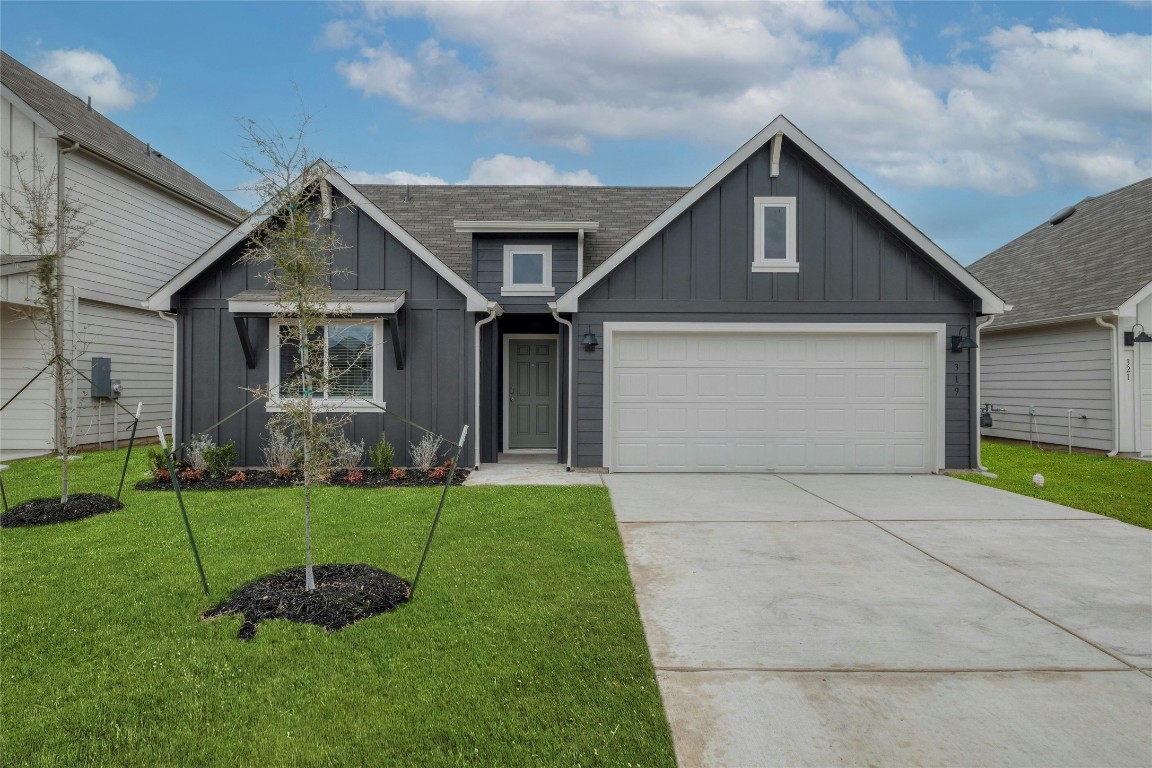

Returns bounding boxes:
[604,323,944,473]
[504,335,558,451]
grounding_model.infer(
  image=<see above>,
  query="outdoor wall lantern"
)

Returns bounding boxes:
[581,329,600,352]
[1124,323,1152,346]
[949,326,978,353]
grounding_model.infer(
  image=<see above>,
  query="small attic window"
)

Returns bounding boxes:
[1048,206,1076,225]
[752,196,798,272]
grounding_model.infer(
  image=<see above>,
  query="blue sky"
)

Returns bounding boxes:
[3,1,1150,264]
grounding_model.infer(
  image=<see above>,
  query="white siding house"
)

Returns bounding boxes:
[1,51,243,458]
[970,177,1152,456]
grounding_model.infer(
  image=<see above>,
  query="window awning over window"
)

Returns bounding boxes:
[227,290,406,316]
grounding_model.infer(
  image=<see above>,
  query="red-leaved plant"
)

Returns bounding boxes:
[226,471,247,484]
[345,469,364,484]
[389,468,407,482]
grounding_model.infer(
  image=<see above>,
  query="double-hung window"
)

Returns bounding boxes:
[501,245,554,296]
[268,319,383,410]
[752,196,798,272]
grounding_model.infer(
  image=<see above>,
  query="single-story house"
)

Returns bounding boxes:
[968,177,1152,456]
[145,115,1005,473]
[1,51,244,458]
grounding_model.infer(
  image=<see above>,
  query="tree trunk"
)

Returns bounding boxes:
[55,276,69,504]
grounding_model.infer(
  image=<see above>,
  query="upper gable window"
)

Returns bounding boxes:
[501,245,554,296]
[752,197,798,273]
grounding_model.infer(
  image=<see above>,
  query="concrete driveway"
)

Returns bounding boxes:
[604,474,1152,768]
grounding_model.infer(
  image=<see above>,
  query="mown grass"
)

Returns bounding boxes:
[0,450,675,767]
[960,440,1152,530]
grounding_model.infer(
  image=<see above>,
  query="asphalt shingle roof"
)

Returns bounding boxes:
[1,51,244,223]
[968,177,1152,327]
[356,185,689,281]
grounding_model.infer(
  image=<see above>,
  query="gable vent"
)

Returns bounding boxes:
[1048,206,1076,225]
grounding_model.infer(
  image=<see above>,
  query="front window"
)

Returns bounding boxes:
[502,245,554,295]
[270,320,382,408]
[752,196,798,272]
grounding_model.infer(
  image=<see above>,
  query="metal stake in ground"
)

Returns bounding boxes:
[116,402,142,502]
[158,427,209,595]
[410,425,468,598]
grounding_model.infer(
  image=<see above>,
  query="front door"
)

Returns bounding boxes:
[507,337,557,450]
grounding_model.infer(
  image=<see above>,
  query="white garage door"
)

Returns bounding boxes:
[608,328,939,473]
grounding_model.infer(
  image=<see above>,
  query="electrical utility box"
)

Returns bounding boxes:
[91,357,112,398]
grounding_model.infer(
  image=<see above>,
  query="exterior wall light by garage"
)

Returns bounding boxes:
[1125,323,1152,346]
[581,329,599,352]
[950,326,978,353]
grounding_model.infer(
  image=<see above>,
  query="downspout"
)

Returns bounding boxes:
[974,314,996,470]
[473,303,500,469]
[549,302,574,470]
[1095,315,1120,456]
[158,311,177,443]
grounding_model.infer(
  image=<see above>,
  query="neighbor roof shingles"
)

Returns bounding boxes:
[1,51,245,222]
[356,185,688,282]
[968,177,1152,327]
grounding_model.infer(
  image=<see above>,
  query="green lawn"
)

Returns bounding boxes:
[1,449,675,767]
[960,440,1152,530]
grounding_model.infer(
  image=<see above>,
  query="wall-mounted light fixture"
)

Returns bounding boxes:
[1124,323,1152,346]
[581,329,599,352]
[950,326,978,353]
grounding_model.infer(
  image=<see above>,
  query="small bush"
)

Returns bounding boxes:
[262,423,297,477]
[203,441,236,478]
[178,468,203,483]
[331,434,365,472]
[429,458,454,481]
[409,433,442,473]
[389,468,407,482]
[369,434,395,475]
[153,467,170,483]
[186,434,214,473]
[147,448,168,476]
[226,471,247,484]
[345,469,364,484]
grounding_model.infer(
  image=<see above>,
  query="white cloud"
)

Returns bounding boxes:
[343,169,447,185]
[334,3,1151,194]
[36,49,155,112]
[464,155,600,185]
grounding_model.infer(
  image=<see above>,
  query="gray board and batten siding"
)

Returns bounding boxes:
[570,137,981,469]
[980,320,1114,451]
[473,233,578,311]
[174,192,474,467]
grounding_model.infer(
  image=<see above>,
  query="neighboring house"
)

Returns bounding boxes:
[1,51,244,458]
[146,115,1005,473]
[968,178,1152,456]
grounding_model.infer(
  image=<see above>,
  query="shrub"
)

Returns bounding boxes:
[203,440,236,478]
[331,434,365,472]
[153,467,170,483]
[178,468,203,483]
[147,447,168,476]
[262,423,297,478]
[369,434,395,475]
[345,469,364,484]
[389,468,407,482]
[226,471,247,484]
[186,434,214,473]
[429,458,454,482]
[409,432,442,473]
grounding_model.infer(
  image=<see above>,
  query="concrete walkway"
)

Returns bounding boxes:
[604,473,1152,767]
[463,452,605,486]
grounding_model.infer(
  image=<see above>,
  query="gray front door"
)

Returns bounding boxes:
[508,338,557,449]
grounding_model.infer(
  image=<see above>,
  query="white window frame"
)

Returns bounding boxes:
[266,318,385,412]
[501,244,555,296]
[752,196,798,273]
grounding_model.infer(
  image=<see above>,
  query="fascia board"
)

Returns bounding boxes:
[1117,278,1152,316]
[329,172,492,312]
[556,115,1006,315]
[981,310,1119,333]
[454,220,600,233]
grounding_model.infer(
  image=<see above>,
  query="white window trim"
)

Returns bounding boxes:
[266,318,386,413]
[752,196,798,273]
[501,244,555,296]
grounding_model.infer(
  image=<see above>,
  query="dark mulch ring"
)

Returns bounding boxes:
[0,493,124,528]
[201,563,411,640]
[135,467,469,492]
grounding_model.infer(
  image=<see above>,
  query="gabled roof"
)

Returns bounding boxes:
[968,177,1152,328]
[556,115,1006,314]
[358,185,688,281]
[145,166,493,312]
[1,50,244,223]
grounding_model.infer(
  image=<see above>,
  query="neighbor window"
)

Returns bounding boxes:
[752,197,798,272]
[502,245,554,296]
[268,319,382,409]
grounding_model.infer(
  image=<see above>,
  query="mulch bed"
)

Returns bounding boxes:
[0,493,124,528]
[201,563,411,640]
[135,467,469,491]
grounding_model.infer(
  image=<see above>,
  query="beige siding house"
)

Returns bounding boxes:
[969,177,1152,456]
[1,51,243,458]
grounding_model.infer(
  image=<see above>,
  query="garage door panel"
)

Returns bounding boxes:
[610,331,937,473]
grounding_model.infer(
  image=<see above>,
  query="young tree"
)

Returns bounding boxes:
[1,149,90,502]
[238,118,349,592]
